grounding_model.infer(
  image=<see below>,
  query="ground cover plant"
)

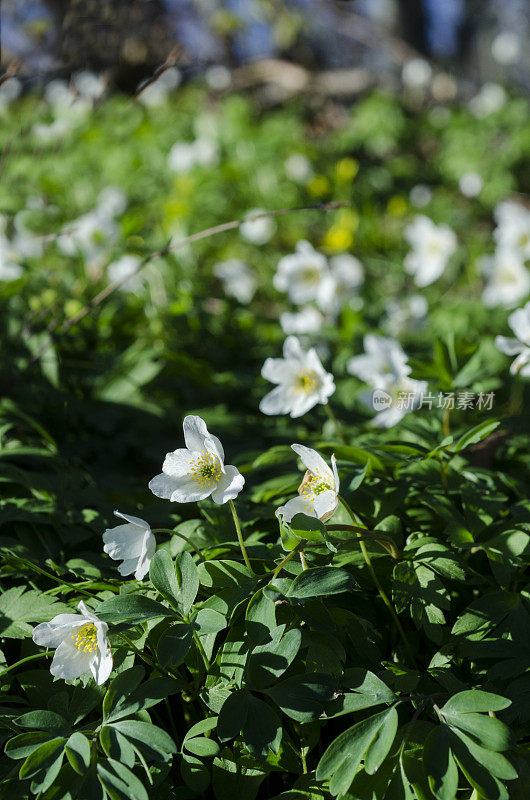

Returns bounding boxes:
[1,69,530,799]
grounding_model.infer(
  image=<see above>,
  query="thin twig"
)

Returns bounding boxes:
[28,202,348,367]
[130,46,183,102]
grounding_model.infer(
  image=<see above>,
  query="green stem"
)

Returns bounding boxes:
[324,403,346,445]
[299,551,309,570]
[271,540,307,580]
[338,495,417,667]
[326,524,400,559]
[2,554,94,597]
[117,632,183,681]
[228,500,252,571]
[192,630,211,672]
[151,529,205,561]
[0,651,50,679]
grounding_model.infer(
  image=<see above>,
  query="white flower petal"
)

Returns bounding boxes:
[149,472,181,500]
[162,449,195,476]
[312,490,339,522]
[103,525,146,559]
[259,385,293,416]
[276,495,316,523]
[169,475,215,503]
[261,357,295,384]
[210,465,245,504]
[32,615,84,648]
[289,391,320,418]
[113,510,150,529]
[495,335,524,356]
[134,533,156,580]
[90,646,113,685]
[183,415,210,452]
[508,304,530,345]
[291,444,333,483]
[50,640,92,681]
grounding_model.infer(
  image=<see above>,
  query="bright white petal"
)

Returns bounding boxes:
[116,557,139,577]
[162,449,195,476]
[90,646,113,685]
[259,385,293,416]
[261,357,294,384]
[276,495,316,523]
[103,525,145,559]
[210,465,245,504]
[134,533,156,580]
[113,510,150,529]
[289,391,320,418]
[149,472,181,500]
[312,490,339,522]
[291,444,332,482]
[50,641,92,681]
[508,305,530,345]
[283,336,304,361]
[183,415,210,452]
[169,475,214,503]
[495,336,523,356]
[32,615,83,648]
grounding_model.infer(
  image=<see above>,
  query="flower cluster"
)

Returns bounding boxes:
[480,200,530,308]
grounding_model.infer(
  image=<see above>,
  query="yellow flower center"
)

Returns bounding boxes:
[72,622,98,653]
[301,267,321,285]
[518,233,529,249]
[187,451,222,487]
[295,369,319,394]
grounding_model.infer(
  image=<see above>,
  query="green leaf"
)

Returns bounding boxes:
[110,719,177,760]
[316,708,398,797]
[5,731,52,760]
[15,710,70,735]
[423,725,458,800]
[286,567,356,599]
[0,587,70,639]
[266,674,336,723]
[324,668,396,718]
[105,676,179,723]
[65,731,91,774]
[441,690,511,715]
[176,551,200,614]
[97,759,149,800]
[453,420,500,453]
[19,736,66,780]
[103,666,145,721]
[247,626,302,689]
[96,594,175,624]
[157,622,193,667]
[149,549,181,610]
[217,690,249,742]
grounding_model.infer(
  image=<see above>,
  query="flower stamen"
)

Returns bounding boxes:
[294,368,319,394]
[187,450,222,488]
[72,622,98,653]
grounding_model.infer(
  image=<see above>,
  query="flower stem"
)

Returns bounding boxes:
[192,629,211,672]
[0,651,50,678]
[338,495,417,667]
[299,551,309,570]
[228,500,252,571]
[324,403,346,445]
[325,524,400,559]
[152,529,205,561]
[271,540,307,580]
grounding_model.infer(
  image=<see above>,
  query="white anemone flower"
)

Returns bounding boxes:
[274,241,328,305]
[276,444,339,523]
[103,511,156,580]
[495,301,530,376]
[480,249,530,308]
[260,336,335,418]
[316,253,364,316]
[404,216,457,286]
[32,601,112,685]
[493,201,530,261]
[347,334,410,385]
[149,415,244,504]
[360,374,427,428]
[107,255,143,292]
[214,259,256,304]
[0,234,23,281]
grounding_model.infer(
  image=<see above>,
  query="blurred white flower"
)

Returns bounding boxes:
[317,253,364,316]
[239,209,276,245]
[404,215,457,286]
[481,249,530,308]
[168,138,219,174]
[280,306,324,335]
[360,374,427,428]
[74,71,106,101]
[276,444,339,523]
[149,415,244,504]
[205,65,231,91]
[274,241,328,304]
[496,302,530,375]
[0,233,23,281]
[491,32,521,66]
[214,259,256,304]
[33,119,72,143]
[103,511,156,580]
[347,334,410,385]
[137,67,181,106]
[285,154,313,183]
[469,83,506,118]
[32,601,112,685]
[44,79,90,119]
[459,172,483,198]
[57,187,125,265]
[107,255,143,291]
[409,184,432,208]
[494,201,530,261]
[383,294,428,336]
[401,58,432,90]
[97,186,127,218]
[260,335,335,418]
